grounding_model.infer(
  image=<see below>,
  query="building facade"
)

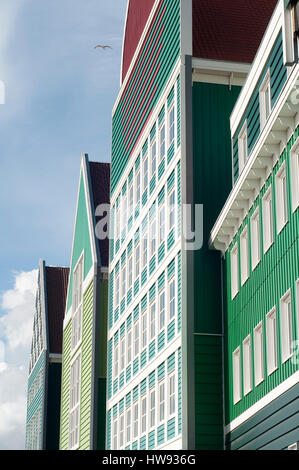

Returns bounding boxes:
[211,0,299,450]
[106,0,277,450]
[25,260,69,450]
[59,155,110,450]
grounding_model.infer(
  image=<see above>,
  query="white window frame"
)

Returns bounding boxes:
[114,271,120,308]
[142,229,148,269]
[150,218,156,258]
[151,139,157,178]
[128,254,133,289]
[231,243,239,299]
[133,403,138,439]
[141,310,147,350]
[243,335,252,396]
[143,153,148,192]
[276,162,288,234]
[71,253,84,353]
[121,193,127,234]
[259,70,271,129]
[69,352,81,450]
[290,139,299,212]
[159,204,165,244]
[159,120,166,163]
[135,243,140,279]
[251,208,260,271]
[233,347,242,404]
[119,413,124,449]
[113,417,118,450]
[158,380,165,423]
[280,290,293,363]
[266,308,278,375]
[134,320,139,358]
[141,396,147,435]
[168,277,176,322]
[121,263,126,300]
[168,105,175,145]
[149,388,156,429]
[114,343,119,378]
[262,186,274,253]
[254,322,264,386]
[159,290,165,331]
[136,170,141,205]
[168,372,175,417]
[128,182,134,219]
[238,121,248,174]
[126,407,131,444]
[120,336,125,372]
[168,189,176,233]
[240,227,249,286]
[150,301,156,341]
[127,327,132,365]
[288,443,298,451]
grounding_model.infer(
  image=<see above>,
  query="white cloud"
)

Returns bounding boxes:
[0,269,38,450]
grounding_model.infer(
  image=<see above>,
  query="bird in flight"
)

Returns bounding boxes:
[94,45,112,50]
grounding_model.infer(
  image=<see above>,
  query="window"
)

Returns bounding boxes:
[134,320,139,357]
[71,255,83,351]
[254,323,264,386]
[129,183,134,218]
[115,272,120,307]
[159,204,165,244]
[251,208,260,270]
[233,347,241,404]
[159,290,165,330]
[243,335,252,396]
[291,0,299,60]
[150,219,156,257]
[114,343,119,378]
[143,154,148,191]
[142,311,147,350]
[121,264,126,299]
[238,121,248,173]
[290,140,299,212]
[169,373,175,416]
[276,163,288,233]
[121,194,127,233]
[159,381,165,422]
[136,170,141,205]
[168,106,175,145]
[169,190,175,231]
[169,278,175,320]
[115,204,120,240]
[240,228,249,286]
[135,243,140,279]
[263,187,273,253]
[266,308,278,375]
[128,255,133,289]
[113,418,118,450]
[142,230,148,269]
[259,70,271,129]
[133,403,138,439]
[69,354,81,449]
[127,328,132,365]
[280,291,293,363]
[141,397,147,434]
[119,414,124,448]
[151,139,157,177]
[126,408,131,444]
[159,122,165,162]
[150,389,155,428]
[120,337,125,372]
[231,243,239,299]
[150,302,156,340]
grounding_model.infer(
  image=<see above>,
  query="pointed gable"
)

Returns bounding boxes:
[121,0,155,83]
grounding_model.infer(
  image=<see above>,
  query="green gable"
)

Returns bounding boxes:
[67,171,93,311]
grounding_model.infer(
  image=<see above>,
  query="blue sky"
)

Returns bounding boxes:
[0,0,127,449]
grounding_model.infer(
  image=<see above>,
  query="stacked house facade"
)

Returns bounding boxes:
[59,155,110,450]
[25,261,69,450]
[210,0,299,450]
[106,0,278,451]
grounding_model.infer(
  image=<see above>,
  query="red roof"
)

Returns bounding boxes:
[45,266,69,354]
[193,0,278,63]
[121,0,155,83]
[89,162,110,267]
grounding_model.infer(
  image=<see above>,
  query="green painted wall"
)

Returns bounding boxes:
[67,173,93,311]
[224,128,299,424]
[192,82,242,449]
[59,321,71,449]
